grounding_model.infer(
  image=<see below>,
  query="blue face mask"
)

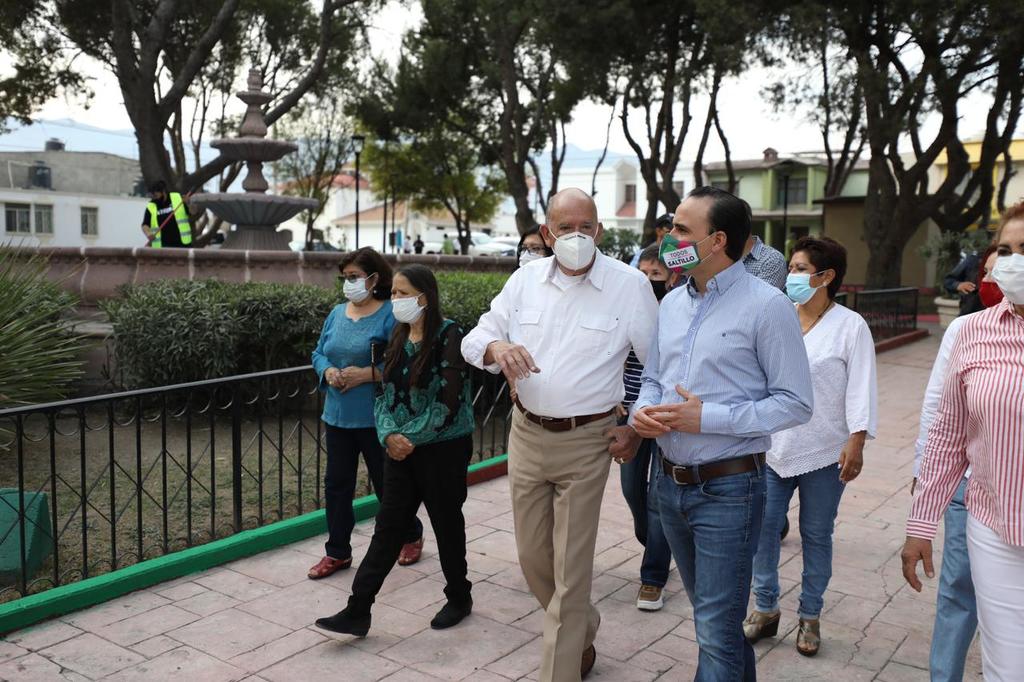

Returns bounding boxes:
[786,272,824,304]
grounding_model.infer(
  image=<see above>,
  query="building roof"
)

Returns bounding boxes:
[332,200,456,227]
[616,201,636,218]
[0,149,143,196]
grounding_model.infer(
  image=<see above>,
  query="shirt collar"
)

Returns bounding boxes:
[540,251,608,291]
[995,296,1021,321]
[684,260,747,298]
[745,236,766,262]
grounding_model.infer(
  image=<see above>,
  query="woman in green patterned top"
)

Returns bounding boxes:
[316,264,476,637]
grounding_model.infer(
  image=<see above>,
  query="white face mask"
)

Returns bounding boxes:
[392,295,425,323]
[343,276,372,303]
[991,253,1024,304]
[552,232,596,271]
[519,250,544,267]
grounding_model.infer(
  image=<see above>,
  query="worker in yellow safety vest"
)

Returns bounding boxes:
[142,181,193,248]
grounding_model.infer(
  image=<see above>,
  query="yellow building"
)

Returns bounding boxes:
[933,137,1024,229]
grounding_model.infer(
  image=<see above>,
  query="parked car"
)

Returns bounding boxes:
[468,231,516,257]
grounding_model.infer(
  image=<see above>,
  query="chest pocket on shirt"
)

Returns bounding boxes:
[577,313,620,356]
[512,308,544,350]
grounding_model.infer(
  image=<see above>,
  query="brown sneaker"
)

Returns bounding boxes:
[636,584,664,611]
[307,556,351,580]
[581,644,596,679]
[397,537,424,566]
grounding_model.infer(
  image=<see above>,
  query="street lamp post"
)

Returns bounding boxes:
[351,134,365,249]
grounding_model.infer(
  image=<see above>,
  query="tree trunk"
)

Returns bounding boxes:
[641,185,660,246]
[507,166,537,234]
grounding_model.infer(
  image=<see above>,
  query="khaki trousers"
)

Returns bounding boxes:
[508,408,614,682]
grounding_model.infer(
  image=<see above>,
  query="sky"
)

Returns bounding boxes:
[5,1,1002,169]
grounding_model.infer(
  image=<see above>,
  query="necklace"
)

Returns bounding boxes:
[800,301,834,335]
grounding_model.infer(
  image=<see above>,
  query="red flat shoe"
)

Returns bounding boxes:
[308,556,351,580]
[397,537,424,566]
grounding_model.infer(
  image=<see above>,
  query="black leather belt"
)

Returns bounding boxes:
[514,398,615,433]
[660,451,765,485]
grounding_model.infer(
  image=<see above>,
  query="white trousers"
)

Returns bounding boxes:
[966,514,1024,681]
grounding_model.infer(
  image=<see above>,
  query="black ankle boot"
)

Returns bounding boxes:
[430,598,473,630]
[315,607,371,637]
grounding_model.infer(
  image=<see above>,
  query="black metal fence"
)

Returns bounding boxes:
[0,367,512,603]
[853,287,920,341]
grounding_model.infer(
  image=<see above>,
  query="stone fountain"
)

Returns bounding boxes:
[190,69,317,251]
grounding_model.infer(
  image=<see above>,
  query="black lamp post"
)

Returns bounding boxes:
[351,134,365,249]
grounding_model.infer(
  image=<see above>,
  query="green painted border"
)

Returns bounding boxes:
[0,453,509,635]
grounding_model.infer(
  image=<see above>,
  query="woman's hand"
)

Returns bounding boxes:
[838,432,866,483]
[900,536,935,592]
[386,434,415,461]
[324,367,344,389]
[337,366,374,393]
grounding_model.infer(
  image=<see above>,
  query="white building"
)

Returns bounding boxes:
[558,157,692,237]
[0,141,150,248]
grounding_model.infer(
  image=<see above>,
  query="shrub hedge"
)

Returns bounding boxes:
[108,271,510,388]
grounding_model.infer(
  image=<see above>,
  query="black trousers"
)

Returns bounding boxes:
[348,434,473,614]
[323,424,423,560]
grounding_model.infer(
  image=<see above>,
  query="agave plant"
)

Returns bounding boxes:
[0,245,86,409]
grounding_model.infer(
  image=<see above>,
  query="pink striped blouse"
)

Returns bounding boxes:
[908,299,1024,546]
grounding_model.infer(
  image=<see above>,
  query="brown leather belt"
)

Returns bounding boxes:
[514,398,615,433]
[660,451,765,485]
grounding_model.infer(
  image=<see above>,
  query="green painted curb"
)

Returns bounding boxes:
[0,453,508,635]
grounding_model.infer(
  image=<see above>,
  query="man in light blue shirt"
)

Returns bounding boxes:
[632,186,813,681]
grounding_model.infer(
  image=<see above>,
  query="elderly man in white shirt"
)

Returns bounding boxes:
[463,188,658,682]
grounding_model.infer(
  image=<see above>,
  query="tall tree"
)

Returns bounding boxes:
[53,0,367,244]
[764,7,866,198]
[553,0,766,241]
[273,97,352,250]
[361,133,506,255]
[358,0,584,235]
[0,0,85,130]
[829,0,1024,286]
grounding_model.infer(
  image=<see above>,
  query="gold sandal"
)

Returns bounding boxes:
[796,618,820,657]
[742,610,780,643]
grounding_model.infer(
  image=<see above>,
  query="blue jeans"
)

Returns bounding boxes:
[752,464,845,619]
[656,459,765,681]
[929,478,977,682]
[619,439,672,587]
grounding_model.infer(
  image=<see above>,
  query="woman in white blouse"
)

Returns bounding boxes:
[743,236,878,657]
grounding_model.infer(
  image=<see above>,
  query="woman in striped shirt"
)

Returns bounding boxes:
[903,202,1024,680]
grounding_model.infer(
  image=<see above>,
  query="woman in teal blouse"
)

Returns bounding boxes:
[309,248,424,580]
[316,264,476,635]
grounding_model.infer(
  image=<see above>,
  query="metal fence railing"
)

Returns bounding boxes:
[853,287,919,341]
[0,367,512,603]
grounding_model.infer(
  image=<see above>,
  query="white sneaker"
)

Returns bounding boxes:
[636,584,664,611]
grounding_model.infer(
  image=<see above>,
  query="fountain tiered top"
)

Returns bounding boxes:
[190,68,316,250]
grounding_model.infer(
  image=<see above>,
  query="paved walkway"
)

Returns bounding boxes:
[0,331,981,681]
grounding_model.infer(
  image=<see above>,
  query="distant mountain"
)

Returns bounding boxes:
[0,118,141,158]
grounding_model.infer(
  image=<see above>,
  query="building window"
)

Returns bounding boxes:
[624,183,636,203]
[776,176,808,206]
[710,179,740,193]
[672,181,684,197]
[34,205,54,234]
[81,207,99,236]
[4,203,31,234]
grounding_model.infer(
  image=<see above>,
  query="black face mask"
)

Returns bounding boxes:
[650,279,668,301]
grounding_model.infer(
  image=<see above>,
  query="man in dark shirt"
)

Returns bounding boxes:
[413,235,424,254]
[142,181,192,248]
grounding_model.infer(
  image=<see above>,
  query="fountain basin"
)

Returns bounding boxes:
[210,138,297,163]
[191,192,317,226]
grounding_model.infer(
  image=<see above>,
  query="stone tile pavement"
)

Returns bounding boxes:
[0,331,981,681]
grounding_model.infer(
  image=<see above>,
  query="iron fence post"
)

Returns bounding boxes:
[231,386,243,533]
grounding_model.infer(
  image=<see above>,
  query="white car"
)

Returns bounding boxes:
[468,231,516,257]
